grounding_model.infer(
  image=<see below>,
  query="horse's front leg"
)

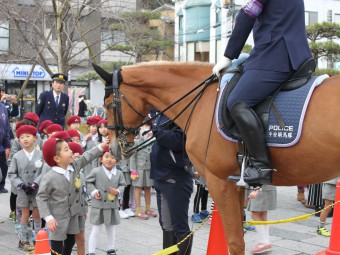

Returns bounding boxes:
[205,171,245,255]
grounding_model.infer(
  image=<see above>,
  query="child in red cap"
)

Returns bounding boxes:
[36,137,110,255]
[45,124,63,138]
[86,147,126,255]
[8,125,43,252]
[66,115,83,141]
[38,120,53,143]
[82,116,102,177]
[67,129,81,144]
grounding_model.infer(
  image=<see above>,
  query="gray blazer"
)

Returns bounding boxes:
[8,149,44,187]
[86,166,126,209]
[118,159,130,173]
[130,138,151,171]
[36,146,102,219]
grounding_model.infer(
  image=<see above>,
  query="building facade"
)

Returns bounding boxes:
[173,0,340,69]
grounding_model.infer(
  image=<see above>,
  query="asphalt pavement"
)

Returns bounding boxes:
[0,178,334,255]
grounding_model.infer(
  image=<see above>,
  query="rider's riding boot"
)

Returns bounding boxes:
[228,101,273,185]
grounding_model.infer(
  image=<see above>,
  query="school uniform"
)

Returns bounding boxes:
[68,172,87,234]
[36,146,102,241]
[82,133,99,177]
[8,149,43,208]
[36,90,69,128]
[118,159,131,186]
[247,185,277,212]
[130,137,153,187]
[86,166,126,225]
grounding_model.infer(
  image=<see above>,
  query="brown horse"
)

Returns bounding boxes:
[97,61,340,254]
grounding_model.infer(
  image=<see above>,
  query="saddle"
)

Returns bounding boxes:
[220,58,317,139]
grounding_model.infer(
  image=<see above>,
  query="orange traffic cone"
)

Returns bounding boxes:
[316,180,340,255]
[34,228,51,255]
[206,204,229,255]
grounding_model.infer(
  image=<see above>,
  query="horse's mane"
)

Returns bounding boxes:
[122,61,213,69]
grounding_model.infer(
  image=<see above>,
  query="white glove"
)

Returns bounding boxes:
[212,57,232,77]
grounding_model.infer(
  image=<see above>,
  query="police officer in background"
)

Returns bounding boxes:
[150,114,193,255]
[36,73,69,128]
[212,0,312,185]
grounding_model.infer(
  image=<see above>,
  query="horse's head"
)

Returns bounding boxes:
[92,63,147,159]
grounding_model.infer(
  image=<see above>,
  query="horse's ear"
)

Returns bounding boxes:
[92,63,113,85]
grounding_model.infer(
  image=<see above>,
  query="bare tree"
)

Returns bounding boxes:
[0,0,136,79]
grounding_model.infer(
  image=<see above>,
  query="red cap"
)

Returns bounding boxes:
[97,119,108,126]
[39,120,53,134]
[23,112,39,126]
[66,129,80,138]
[16,125,37,138]
[87,116,101,126]
[50,131,71,140]
[16,121,23,130]
[42,138,58,167]
[66,116,81,126]
[68,142,83,155]
[46,124,63,135]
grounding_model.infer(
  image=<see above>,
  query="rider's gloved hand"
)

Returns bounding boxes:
[212,56,232,77]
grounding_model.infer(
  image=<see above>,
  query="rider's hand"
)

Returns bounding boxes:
[212,57,232,77]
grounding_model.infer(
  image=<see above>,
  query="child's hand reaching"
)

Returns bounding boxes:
[85,133,92,142]
[47,218,58,233]
[100,138,110,150]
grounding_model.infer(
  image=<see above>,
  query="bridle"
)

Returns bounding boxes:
[103,69,146,155]
[104,68,218,156]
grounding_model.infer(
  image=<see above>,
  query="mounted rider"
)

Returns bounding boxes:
[213,0,312,185]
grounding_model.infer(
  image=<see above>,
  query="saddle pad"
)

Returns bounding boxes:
[216,74,329,147]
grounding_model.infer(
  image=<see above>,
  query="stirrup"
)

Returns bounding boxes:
[236,156,248,187]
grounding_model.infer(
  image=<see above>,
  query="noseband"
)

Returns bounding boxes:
[104,69,146,152]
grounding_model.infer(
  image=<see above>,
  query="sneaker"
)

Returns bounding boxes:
[243,222,256,231]
[251,243,272,254]
[9,211,16,222]
[317,227,331,237]
[124,208,135,217]
[129,203,136,210]
[107,249,117,255]
[0,188,8,193]
[199,211,210,219]
[145,210,157,217]
[135,211,149,220]
[191,213,203,223]
[119,210,130,219]
[18,240,35,251]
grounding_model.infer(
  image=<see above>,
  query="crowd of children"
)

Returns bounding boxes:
[4,112,146,255]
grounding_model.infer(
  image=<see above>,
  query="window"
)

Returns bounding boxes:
[335,14,340,24]
[305,11,318,26]
[18,0,35,6]
[0,21,9,53]
[102,31,114,44]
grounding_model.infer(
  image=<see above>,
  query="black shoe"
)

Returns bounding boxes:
[228,164,273,185]
[0,188,8,193]
[107,249,117,255]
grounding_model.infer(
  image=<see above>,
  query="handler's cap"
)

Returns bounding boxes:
[23,112,40,126]
[42,138,59,167]
[16,125,37,138]
[66,115,81,126]
[50,131,71,141]
[46,124,63,135]
[39,120,53,134]
[66,129,81,139]
[68,142,83,155]
[52,73,68,83]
